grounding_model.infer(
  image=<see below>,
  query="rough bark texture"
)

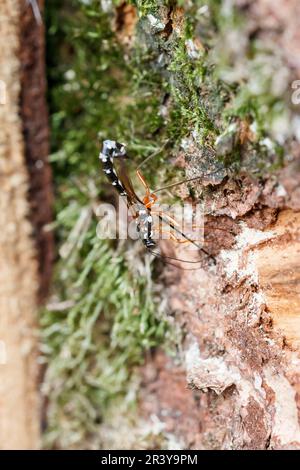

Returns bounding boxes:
[136,0,300,450]
[19,0,53,302]
[0,0,49,449]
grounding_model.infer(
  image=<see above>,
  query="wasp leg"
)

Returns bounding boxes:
[151,210,180,227]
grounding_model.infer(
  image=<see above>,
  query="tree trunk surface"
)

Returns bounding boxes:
[135,1,300,450]
[0,0,51,449]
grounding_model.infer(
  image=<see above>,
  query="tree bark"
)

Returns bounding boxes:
[19,0,53,303]
[0,0,50,449]
[137,0,300,450]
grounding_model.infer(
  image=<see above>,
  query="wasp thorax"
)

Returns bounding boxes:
[143,193,158,208]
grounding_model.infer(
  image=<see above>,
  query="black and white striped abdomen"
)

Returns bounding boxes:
[134,203,156,249]
[99,140,127,197]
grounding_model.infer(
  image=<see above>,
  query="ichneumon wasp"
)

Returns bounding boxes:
[99,140,226,268]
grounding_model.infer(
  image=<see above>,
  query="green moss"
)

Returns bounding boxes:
[42,232,167,447]
[201,0,285,166]
[130,0,160,17]
[158,0,284,169]
[168,41,216,139]
[44,0,170,449]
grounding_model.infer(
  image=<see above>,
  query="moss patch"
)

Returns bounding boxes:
[44,0,170,449]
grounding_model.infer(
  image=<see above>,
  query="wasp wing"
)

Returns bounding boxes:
[116,159,143,205]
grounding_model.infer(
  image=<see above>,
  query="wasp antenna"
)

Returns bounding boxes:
[152,168,225,194]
